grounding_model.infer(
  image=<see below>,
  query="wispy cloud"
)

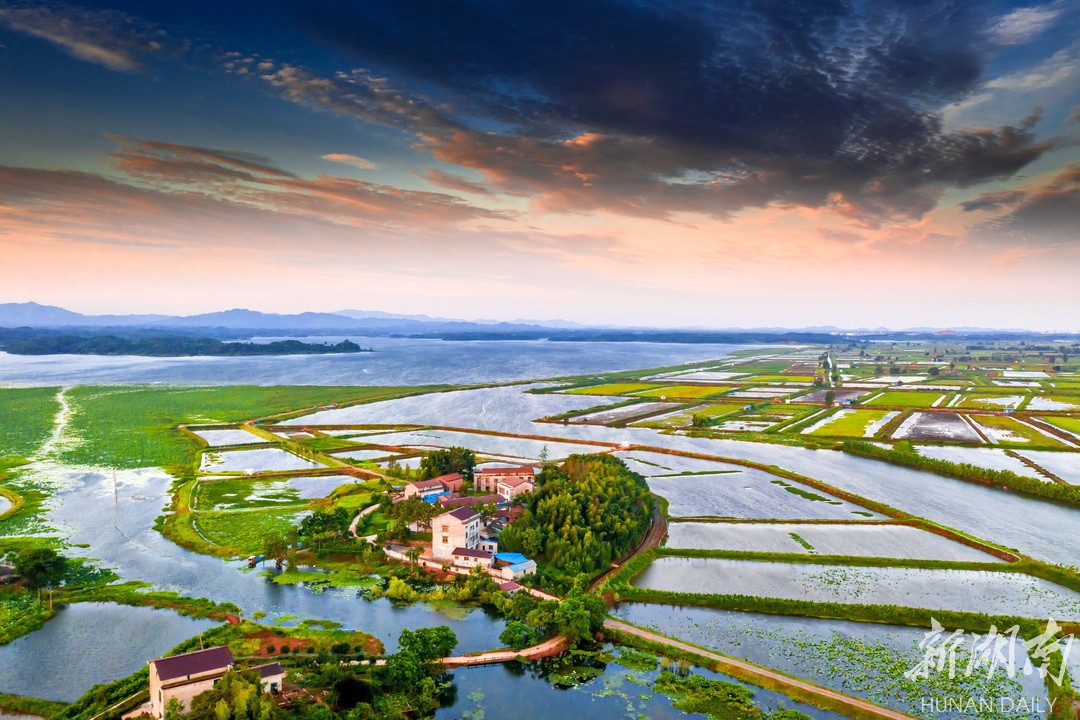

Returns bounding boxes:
[0,4,165,71]
[321,153,376,170]
[987,4,1062,45]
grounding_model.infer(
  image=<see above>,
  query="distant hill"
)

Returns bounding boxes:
[0,301,1072,341]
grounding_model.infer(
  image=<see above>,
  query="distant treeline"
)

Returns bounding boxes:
[0,328,368,356]
[393,330,1080,344]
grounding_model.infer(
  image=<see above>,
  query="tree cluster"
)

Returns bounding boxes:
[498,455,654,580]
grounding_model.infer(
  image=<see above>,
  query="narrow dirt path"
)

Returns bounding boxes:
[604,619,920,720]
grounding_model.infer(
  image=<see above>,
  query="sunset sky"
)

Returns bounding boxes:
[2,1,1078,329]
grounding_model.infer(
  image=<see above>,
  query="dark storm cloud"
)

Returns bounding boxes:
[968,164,1080,242]
[275,0,1053,221]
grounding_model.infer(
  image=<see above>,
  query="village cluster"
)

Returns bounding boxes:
[393,464,538,582]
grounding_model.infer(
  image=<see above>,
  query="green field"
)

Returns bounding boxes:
[564,382,660,396]
[60,385,442,471]
[957,394,1026,410]
[633,403,744,428]
[741,375,815,383]
[862,391,945,408]
[192,508,310,555]
[971,415,1067,448]
[192,477,307,511]
[634,385,729,399]
[1042,416,1080,435]
[804,409,895,438]
[0,387,60,464]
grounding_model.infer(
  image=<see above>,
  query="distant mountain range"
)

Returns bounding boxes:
[0,302,1070,340]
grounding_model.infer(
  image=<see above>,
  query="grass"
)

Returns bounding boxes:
[564,382,662,396]
[0,387,60,464]
[861,391,944,408]
[805,409,893,438]
[957,393,1026,410]
[0,692,68,719]
[633,385,730,399]
[1042,416,1080,435]
[192,508,311,556]
[193,477,304,511]
[971,415,1068,448]
[59,385,443,471]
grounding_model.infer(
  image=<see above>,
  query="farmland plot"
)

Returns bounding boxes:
[631,557,1080,619]
[611,604,1046,720]
[958,394,1025,410]
[891,412,981,442]
[199,447,325,473]
[914,446,1051,481]
[633,385,729,399]
[1027,396,1080,412]
[861,391,945,408]
[665,522,1002,562]
[795,389,869,403]
[329,448,397,461]
[357,428,607,460]
[194,474,359,510]
[569,401,682,424]
[802,409,898,438]
[647,469,881,520]
[1013,450,1080,485]
[970,415,1068,448]
[189,427,266,447]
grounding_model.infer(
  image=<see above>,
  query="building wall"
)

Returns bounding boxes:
[152,677,218,717]
[432,516,481,559]
[475,471,532,493]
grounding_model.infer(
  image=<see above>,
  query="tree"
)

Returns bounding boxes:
[419,447,476,481]
[261,532,288,569]
[14,548,67,599]
[185,670,278,720]
[398,626,458,662]
[404,546,423,576]
[499,621,541,651]
[824,390,835,405]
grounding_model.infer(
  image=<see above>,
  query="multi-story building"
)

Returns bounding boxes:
[431,506,481,559]
[473,465,535,493]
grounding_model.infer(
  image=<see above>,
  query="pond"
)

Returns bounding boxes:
[611,603,1050,720]
[0,602,217,702]
[631,557,1080,620]
[436,654,846,720]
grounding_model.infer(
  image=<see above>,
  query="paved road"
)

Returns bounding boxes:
[603,619,920,720]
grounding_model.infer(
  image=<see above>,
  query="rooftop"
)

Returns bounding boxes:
[451,547,493,558]
[475,465,534,475]
[409,478,445,490]
[494,552,530,565]
[252,662,285,678]
[440,506,480,523]
[150,646,233,682]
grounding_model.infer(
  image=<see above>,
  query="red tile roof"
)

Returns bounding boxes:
[150,646,233,682]
[409,478,445,491]
[438,493,501,508]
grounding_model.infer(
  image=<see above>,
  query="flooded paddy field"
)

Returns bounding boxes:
[646,469,881,520]
[199,447,326,473]
[189,427,265,446]
[631,557,1080,619]
[665,522,1003,562]
[568,401,682,424]
[611,604,1048,720]
[328,447,398,461]
[355,427,607,461]
[892,412,982,442]
[192,474,362,510]
[1013,450,1080,484]
[913,446,1051,481]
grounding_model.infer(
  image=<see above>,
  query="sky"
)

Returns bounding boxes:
[1,1,1079,330]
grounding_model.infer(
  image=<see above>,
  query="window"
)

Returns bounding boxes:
[442,536,448,544]
[441,525,448,532]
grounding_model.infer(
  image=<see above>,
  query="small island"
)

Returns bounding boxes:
[0,329,370,357]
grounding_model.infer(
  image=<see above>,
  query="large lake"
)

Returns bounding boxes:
[0,337,754,386]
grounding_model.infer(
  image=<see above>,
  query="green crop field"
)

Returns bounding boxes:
[59,385,441,471]
[1042,416,1080,435]
[0,387,60,464]
[957,394,1026,410]
[862,391,945,408]
[805,409,894,438]
[192,477,305,511]
[564,382,661,395]
[192,508,310,555]
[971,415,1067,448]
[634,385,729,399]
